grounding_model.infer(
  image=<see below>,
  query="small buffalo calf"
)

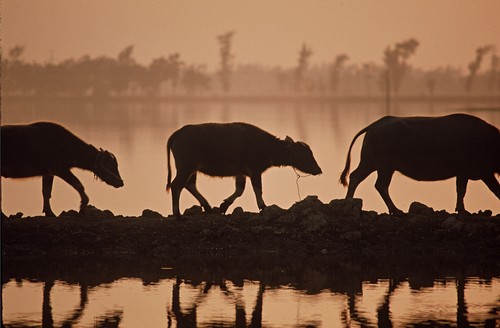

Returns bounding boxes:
[1,122,124,217]
[166,122,322,217]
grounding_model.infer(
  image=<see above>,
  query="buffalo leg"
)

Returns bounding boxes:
[375,169,402,215]
[170,170,192,217]
[42,175,56,217]
[456,176,469,215]
[220,175,246,214]
[250,174,266,210]
[57,170,89,215]
[185,173,212,213]
[346,164,375,199]
[482,173,500,200]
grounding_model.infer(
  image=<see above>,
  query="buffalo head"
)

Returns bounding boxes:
[94,149,124,188]
[285,136,322,175]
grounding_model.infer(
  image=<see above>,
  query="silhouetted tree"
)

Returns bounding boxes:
[168,53,183,95]
[274,67,291,94]
[146,53,183,96]
[425,68,440,96]
[217,31,235,93]
[465,45,494,93]
[329,54,349,95]
[90,56,116,97]
[182,64,211,95]
[3,45,36,95]
[488,53,499,93]
[8,45,26,62]
[383,38,419,96]
[361,62,377,96]
[295,43,312,93]
[111,45,141,96]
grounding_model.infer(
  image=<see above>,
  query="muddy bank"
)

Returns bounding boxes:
[2,197,499,261]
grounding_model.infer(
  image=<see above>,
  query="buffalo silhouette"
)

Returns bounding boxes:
[1,122,124,217]
[340,113,500,215]
[166,122,322,217]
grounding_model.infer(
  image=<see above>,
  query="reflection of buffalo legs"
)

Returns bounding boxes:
[61,284,89,328]
[169,278,200,328]
[456,277,470,327]
[376,279,400,327]
[93,310,123,328]
[42,281,54,328]
[346,291,372,327]
[342,279,400,327]
[168,279,265,327]
[42,281,90,328]
[249,282,264,328]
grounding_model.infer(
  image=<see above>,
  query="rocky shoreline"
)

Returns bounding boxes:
[2,196,500,262]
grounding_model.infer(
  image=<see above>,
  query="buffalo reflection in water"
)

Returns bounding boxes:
[2,255,498,327]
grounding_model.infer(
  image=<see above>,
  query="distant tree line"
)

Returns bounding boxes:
[2,38,499,98]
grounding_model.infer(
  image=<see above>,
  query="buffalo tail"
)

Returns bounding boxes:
[339,125,371,187]
[166,135,174,192]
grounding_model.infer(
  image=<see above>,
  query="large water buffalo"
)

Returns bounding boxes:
[1,122,124,217]
[340,113,500,215]
[166,122,322,217]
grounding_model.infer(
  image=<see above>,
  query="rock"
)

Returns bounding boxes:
[84,205,114,219]
[60,209,79,217]
[301,212,328,233]
[476,210,492,217]
[276,212,297,224]
[442,217,464,231]
[183,205,203,216]
[328,198,363,219]
[442,217,457,228]
[409,202,434,216]
[231,206,246,218]
[290,195,324,214]
[340,231,362,242]
[142,209,163,218]
[362,211,378,220]
[261,205,285,220]
[9,212,23,219]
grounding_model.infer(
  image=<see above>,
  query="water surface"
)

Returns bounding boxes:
[2,98,499,217]
[2,256,499,327]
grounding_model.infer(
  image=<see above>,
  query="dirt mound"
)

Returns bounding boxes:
[2,197,499,261]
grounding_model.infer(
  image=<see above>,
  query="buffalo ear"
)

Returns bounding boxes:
[285,136,294,146]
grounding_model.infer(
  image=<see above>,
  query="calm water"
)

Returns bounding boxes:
[2,256,499,327]
[2,98,500,216]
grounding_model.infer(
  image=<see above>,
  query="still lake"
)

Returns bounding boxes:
[2,98,500,327]
[2,97,500,216]
[2,255,500,327]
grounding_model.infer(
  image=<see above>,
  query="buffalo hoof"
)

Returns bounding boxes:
[457,209,471,216]
[390,209,405,217]
[44,210,57,218]
[219,201,232,214]
[211,207,224,215]
[174,214,186,221]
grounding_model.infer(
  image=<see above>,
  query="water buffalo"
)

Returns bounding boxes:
[340,113,500,215]
[166,122,322,217]
[1,122,124,217]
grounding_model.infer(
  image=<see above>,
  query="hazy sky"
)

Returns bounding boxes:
[3,1,499,71]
